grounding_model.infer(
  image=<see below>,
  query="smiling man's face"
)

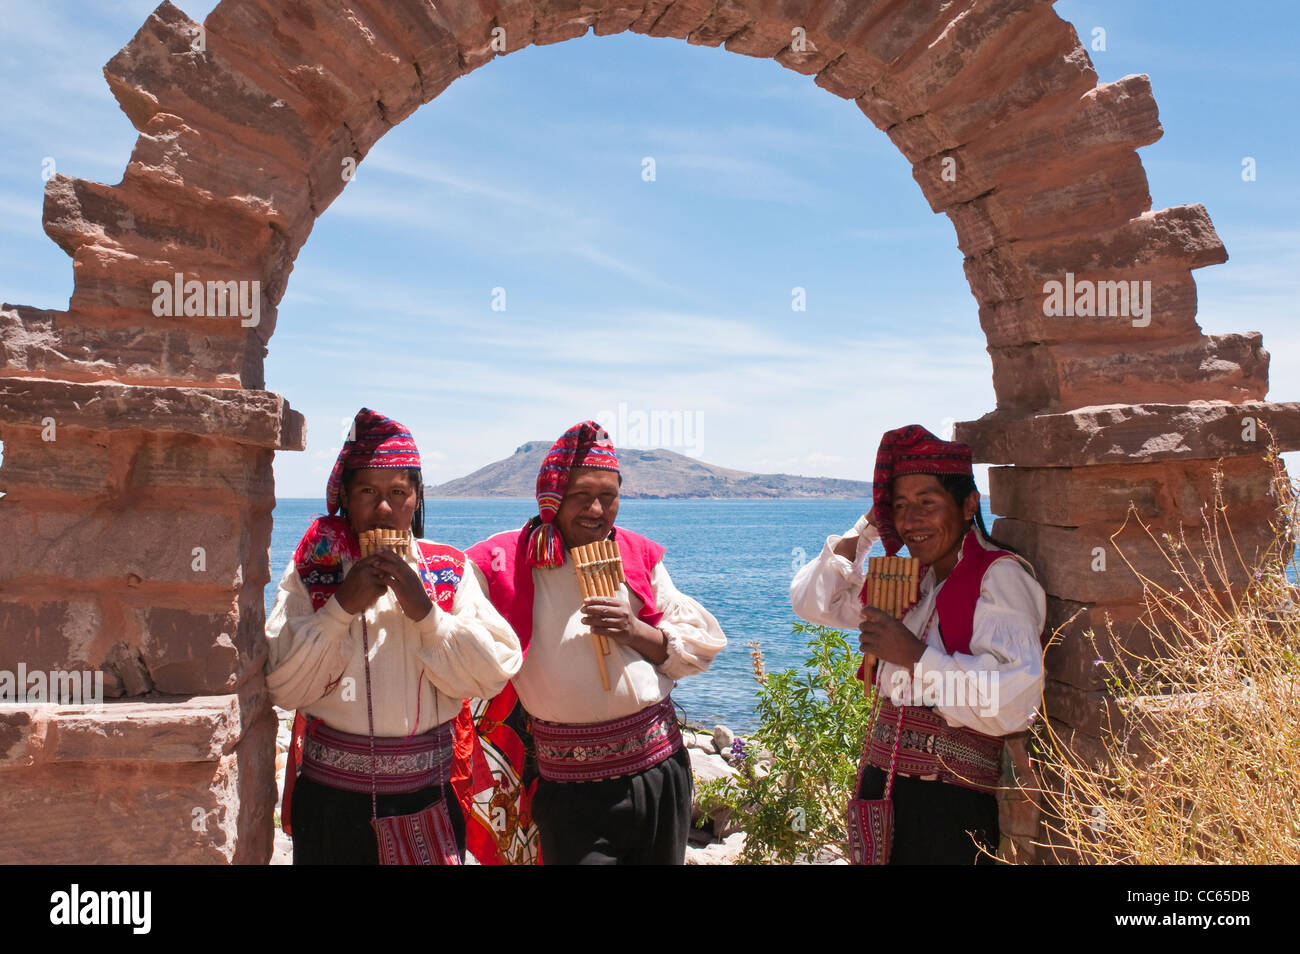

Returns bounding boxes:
[554,466,620,550]
[892,473,977,577]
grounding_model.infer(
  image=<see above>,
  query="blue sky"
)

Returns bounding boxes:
[2,1,1296,499]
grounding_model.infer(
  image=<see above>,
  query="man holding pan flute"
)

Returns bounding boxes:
[790,424,1045,864]
[264,408,522,864]
[467,420,727,865]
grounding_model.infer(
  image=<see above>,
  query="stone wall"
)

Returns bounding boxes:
[2,0,1297,863]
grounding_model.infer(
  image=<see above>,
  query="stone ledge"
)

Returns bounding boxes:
[0,681,270,767]
[0,378,304,450]
[956,401,1300,466]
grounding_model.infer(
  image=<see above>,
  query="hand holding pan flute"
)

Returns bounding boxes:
[335,548,433,621]
[858,608,925,668]
[581,597,669,665]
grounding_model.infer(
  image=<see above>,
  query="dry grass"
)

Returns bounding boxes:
[1027,446,1300,864]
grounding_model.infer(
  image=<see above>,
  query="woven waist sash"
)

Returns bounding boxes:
[300,720,454,795]
[533,697,682,783]
[866,699,1004,794]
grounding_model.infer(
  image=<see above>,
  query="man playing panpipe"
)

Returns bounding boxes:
[790,425,1045,864]
[265,408,522,864]
[467,421,726,865]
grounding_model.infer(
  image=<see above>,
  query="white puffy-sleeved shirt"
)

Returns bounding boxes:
[265,546,522,737]
[790,515,1045,737]
[510,560,727,724]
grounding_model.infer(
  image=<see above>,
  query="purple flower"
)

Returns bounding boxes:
[731,737,747,761]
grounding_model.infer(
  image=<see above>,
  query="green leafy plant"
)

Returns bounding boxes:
[698,624,873,863]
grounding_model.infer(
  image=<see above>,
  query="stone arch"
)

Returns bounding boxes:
[2,0,1297,862]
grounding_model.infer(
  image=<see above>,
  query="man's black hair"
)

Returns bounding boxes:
[934,472,1023,558]
[340,467,425,538]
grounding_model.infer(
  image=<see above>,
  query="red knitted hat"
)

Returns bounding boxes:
[326,408,421,515]
[528,420,619,567]
[872,424,973,556]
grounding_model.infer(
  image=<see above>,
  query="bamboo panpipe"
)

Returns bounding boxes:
[862,556,922,690]
[571,539,625,692]
[358,528,412,558]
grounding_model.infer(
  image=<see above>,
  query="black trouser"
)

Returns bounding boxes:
[531,747,693,865]
[858,765,999,865]
[290,775,465,865]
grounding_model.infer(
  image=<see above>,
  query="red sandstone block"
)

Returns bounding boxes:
[978,269,1200,348]
[647,0,715,38]
[688,0,755,47]
[0,426,114,498]
[129,433,274,501]
[885,0,1048,108]
[814,49,880,99]
[1043,680,1116,740]
[990,514,1282,605]
[989,455,1278,529]
[344,0,465,100]
[0,683,275,863]
[122,114,314,241]
[956,400,1300,467]
[776,42,840,76]
[0,380,304,449]
[103,2,321,167]
[492,0,543,53]
[0,597,104,676]
[989,332,1270,414]
[130,600,242,695]
[725,15,797,58]
[852,0,968,68]
[0,503,245,590]
[912,74,1162,210]
[628,0,674,33]
[229,704,278,863]
[928,26,1097,153]
[44,175,279,277]
[946,152,1152,257]
[593,3,648,35]
[0,306,254,389]
[207,0,420,130]
[965,206,1226,307]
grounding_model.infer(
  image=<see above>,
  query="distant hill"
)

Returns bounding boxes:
[426,442,872,499]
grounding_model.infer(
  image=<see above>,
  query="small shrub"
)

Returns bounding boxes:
[698,625,872,863]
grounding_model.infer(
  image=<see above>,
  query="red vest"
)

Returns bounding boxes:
[466,524,667,656]
[933,529,1036,655]
[859,527,1037,669]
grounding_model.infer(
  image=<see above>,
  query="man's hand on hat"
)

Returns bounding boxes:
[833,506,877,561]
[858,607,925,668]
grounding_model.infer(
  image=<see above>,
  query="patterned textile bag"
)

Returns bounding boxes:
[360,611,461,866]
[846,672,904,865]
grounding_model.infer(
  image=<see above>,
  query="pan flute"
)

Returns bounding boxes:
[570,540,624,692]
[864,556,921,619]
[862,556,921,688]
[358,528,412,558]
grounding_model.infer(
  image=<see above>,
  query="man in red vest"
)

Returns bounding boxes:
[791,424,1045,864]
[466,421,726,864]
[266,408,521,864]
